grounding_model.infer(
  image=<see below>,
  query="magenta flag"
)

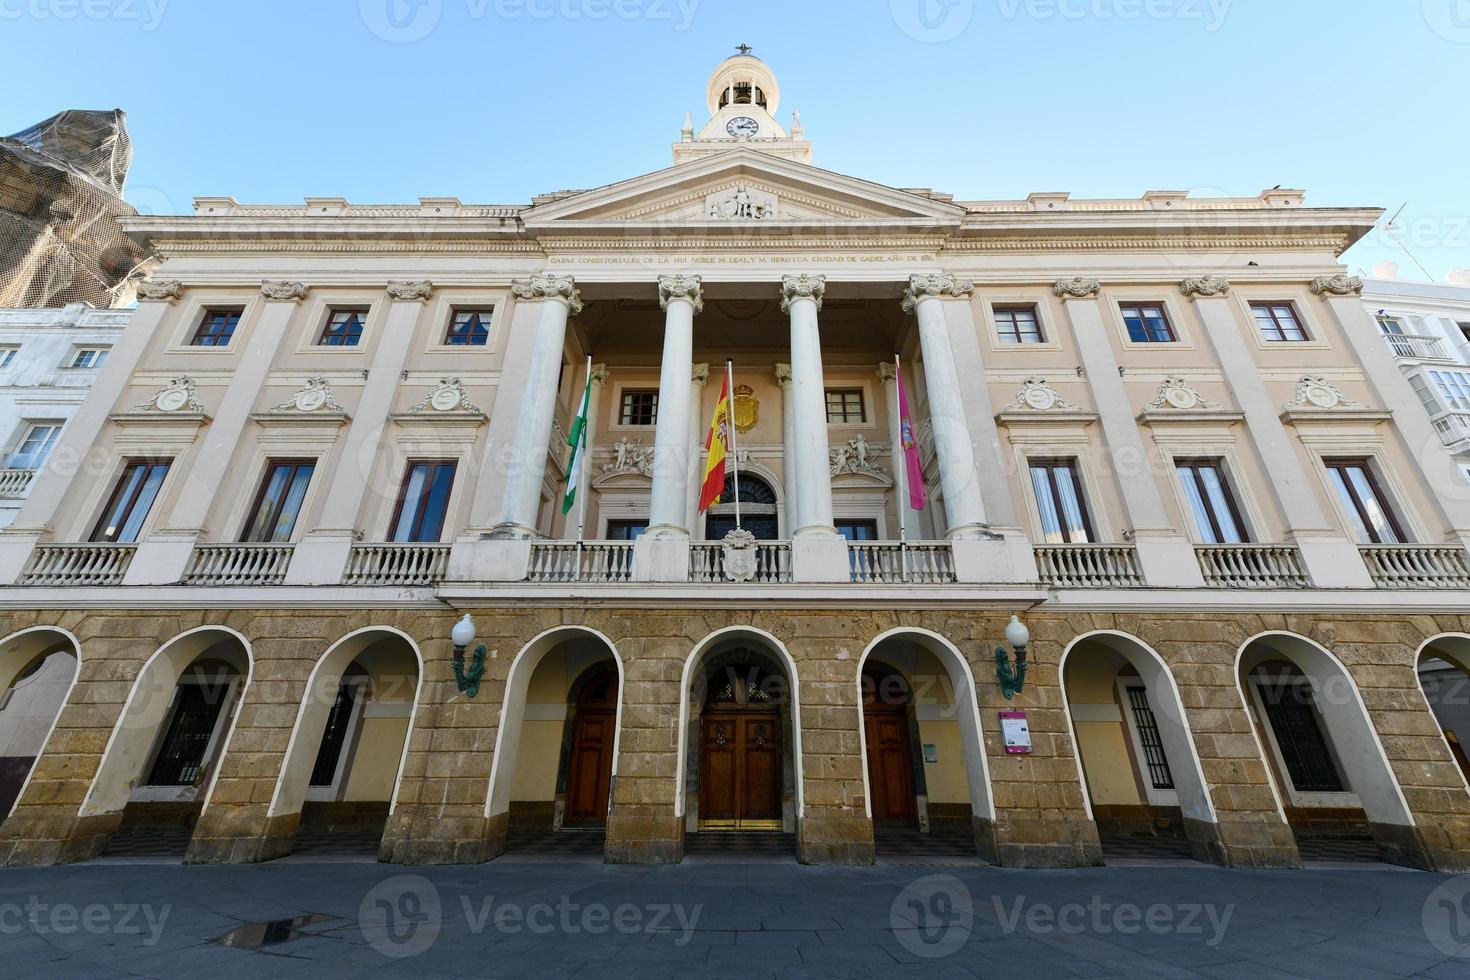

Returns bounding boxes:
[897,363,926,511]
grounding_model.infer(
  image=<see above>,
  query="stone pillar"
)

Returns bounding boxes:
[1183,275,1373,588]
[124,280,306,585]
[781,274,848,581]
[286,281,432,585]
[877,363,924,540]
[683,363,710,537]
[635,275,702,581]
[1055,277,1206,588]
[0,281,177,583]
[1315,275,1470,558]
[775,363,798,537]
[565,362,607,540]
[795,646,876,865]
[604,638,686,865]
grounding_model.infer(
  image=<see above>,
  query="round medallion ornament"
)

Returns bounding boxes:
[1164,386,1199,410]
[155,387,189,412]
[295,387,327,412]
[1023,386,1057,411]
[1304,382,1339,409]
[430,387,461,412]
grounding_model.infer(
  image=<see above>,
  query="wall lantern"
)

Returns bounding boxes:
[995,614,1031,700]
[450,613,487,698]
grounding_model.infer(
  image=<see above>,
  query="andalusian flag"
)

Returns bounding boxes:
[698,373,732,513]
[561,372,592,515]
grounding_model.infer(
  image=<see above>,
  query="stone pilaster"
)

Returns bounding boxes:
[794,635,875,865]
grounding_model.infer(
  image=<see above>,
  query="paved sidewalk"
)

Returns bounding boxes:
[0,856,1467,978]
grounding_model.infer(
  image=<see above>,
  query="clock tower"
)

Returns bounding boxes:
[674,47,812,165]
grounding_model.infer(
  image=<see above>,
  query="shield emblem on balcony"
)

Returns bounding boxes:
[721,528,758,582]
[733,385,758,433]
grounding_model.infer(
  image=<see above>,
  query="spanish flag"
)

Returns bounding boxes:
[698,373,732,513]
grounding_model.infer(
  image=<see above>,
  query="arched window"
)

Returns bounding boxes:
[704,474,779,540]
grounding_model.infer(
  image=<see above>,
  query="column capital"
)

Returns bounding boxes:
[691,362,710,386]
[658,273,704,314]
[135,279,184,303]
[589,362,609,388]
[900,272,974,314]
[260,280,308,303]
[1180,275,1231,298]
[774,362,792,387]
[1309,274,1364,297]
[779,273,826,313]
[876,361,897,385]
[511,273,584,314]
[1052,276,1102,300]
[386,279,433,302]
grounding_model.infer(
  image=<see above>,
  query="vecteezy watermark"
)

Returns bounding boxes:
[890,875,974,958]
[995,896,1235,946]
[890,0,976,43]
[996,0,1231,30]
[0,0,168,31]
[360,874,704,958]
[1423,875,1470,958]
[358,0,699,42]
[1422,0,1470,43]
[0,899,170,947]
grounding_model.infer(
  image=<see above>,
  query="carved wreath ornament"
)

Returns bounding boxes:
[138,376,206,414]
[272,377,344,414]
[1008,377,1079,412]
[408,378,483,415]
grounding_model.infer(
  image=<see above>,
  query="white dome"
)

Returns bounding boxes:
[706,53,780,116]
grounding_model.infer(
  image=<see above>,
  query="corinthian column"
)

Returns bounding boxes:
[646,274,703,538]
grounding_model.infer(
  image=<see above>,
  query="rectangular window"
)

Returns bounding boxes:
[606,519,649,541]
[1431,370,1470,412]
[1325,458,1405,544]
[445,308,493,346]
[994,305,1044,344]
[0,346,20,368]
[389,460,457,542]
[7,422,63,470]
[619,390,659,426]
[1118,303,1177,343]
[1125,686,1175,790]
[1176,459,1248,544]
[192,308,242,347]
[1257,680,1345,793]
[1251,302,1309,342]
[1028,458,1094,544]
[91,459,170,543]
[319,308,367,347]
[146,680,230,787]
[68,347,109,369]
[835,519,879,541]
[825,388,866,424]
[241,459,315,542]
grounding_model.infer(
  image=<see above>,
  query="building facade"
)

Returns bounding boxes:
[1,54,1470,872]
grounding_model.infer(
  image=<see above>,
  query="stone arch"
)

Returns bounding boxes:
[81,625,253,819]
[676,626,804,831]
[266,626,424,841]
[856,627,995,860]
[1412,633,1470,794]
[0,627,81,821]
[1060,630,1220,863]
[484,625,624,847]
[1236,630,1416,864]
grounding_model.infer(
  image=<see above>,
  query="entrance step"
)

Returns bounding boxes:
[685,830,796,861]
[1097,833,1197,863]
[504,828,606,858]
[1295,834,1383,863]
[873,828,984,864]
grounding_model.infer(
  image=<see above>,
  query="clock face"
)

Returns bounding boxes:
[726,116,759,139]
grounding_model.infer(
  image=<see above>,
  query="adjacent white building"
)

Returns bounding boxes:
[0,303,129,528]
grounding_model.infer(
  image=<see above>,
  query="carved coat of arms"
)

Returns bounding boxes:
[720,528,758,583]
[733,384,758,433]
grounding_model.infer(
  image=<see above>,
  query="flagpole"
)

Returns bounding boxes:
[726,358,742,530]
[894,352,907,545]
[575,354,592,546]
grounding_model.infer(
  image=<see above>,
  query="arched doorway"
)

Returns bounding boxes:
[268,628,422,858]
[1238,632,1414,866]
[704,473,779,540]
[1415,634,1470,787]
[0,628,80,821]
[858,629,996,862]
[679,628,802,858]
[1061,632,1218,864]
[486,626,623,858]
[83,627,251,858]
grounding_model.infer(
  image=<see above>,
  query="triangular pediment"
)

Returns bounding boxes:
[523,148,965,231]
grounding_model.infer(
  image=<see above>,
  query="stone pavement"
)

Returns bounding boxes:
[1,855,1469,978]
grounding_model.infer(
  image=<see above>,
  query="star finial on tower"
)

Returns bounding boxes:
[735,43,752,56]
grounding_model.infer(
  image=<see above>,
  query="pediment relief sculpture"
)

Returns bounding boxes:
[601,437,653,478]
[1144,376,1222,412]
[1007,377,1080,412]
[1283,375,1360,412]
[136,375,207,415]
[407,378,484,416]
[270,376,345,415]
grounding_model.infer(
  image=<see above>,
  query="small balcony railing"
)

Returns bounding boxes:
[20,543,135,586]
[1196,544,1309,589]
[848,541,958,584]
[1034,544,1144,589]
[526,541,635,583]
[183,543,294,586]
[0,468,36,499]
[690,541,793,583]
[1360,545,1470,589]
[1432,411,1470,449]
[1382,332,1453,361]
[344,543,449,586]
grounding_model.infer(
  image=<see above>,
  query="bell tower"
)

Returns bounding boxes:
[674,46,812,165]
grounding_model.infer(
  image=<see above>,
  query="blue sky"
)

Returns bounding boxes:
[4,0,1467,280]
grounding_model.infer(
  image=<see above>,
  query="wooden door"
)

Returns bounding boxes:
[700,710,782,828]
[864,704,917,825]
[564,667,619,826]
